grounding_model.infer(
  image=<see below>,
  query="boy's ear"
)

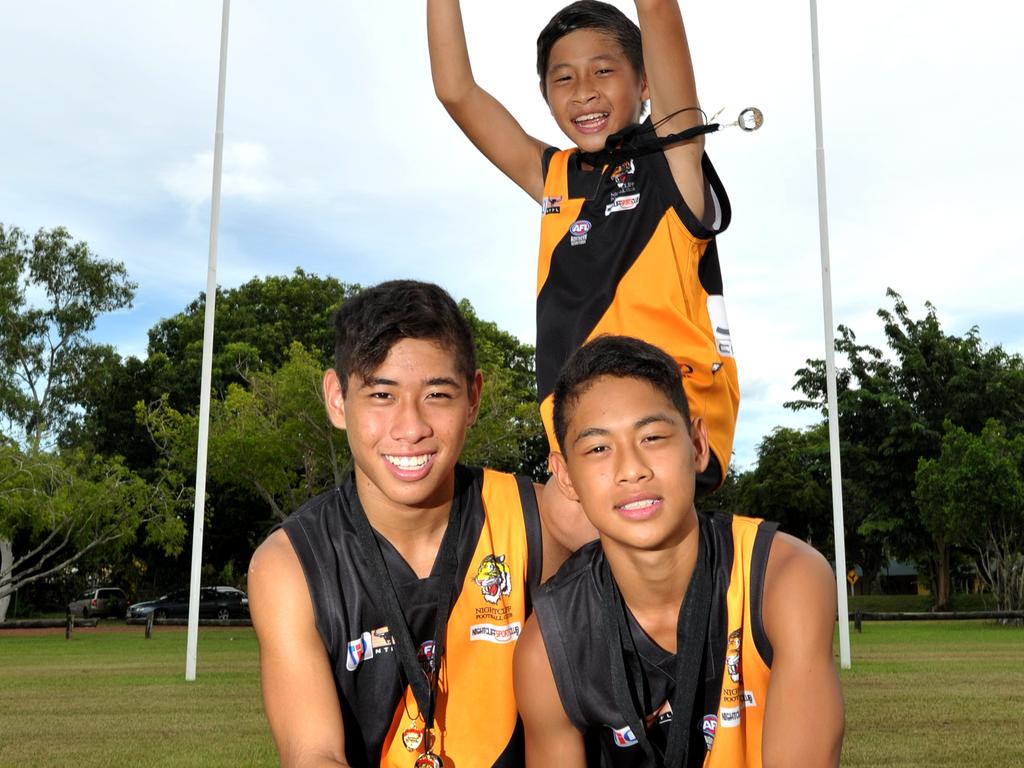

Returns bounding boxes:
[466,369,484,426]
[539,80,551,109]
[548,451,580,503]
[689,416,711,474]
[323,369,348,430]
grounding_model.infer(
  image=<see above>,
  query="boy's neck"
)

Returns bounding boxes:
[355,471,455,580]
[602,511,700,654]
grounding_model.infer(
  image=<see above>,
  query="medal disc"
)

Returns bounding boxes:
[414,752,443,768]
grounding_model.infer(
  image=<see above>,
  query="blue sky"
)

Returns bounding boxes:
[3,1,1022,470]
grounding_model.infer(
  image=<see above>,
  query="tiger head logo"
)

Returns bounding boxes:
[726,628,743,684]
[474,554,511,604]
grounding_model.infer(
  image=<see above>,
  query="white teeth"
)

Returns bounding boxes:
[574,112,608,123]
[385,454,430,469]
[620,499,658,511]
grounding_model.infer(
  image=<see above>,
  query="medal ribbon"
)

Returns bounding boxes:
[345,479,463,760]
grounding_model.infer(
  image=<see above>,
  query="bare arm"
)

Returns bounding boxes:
[761,533,845,768]
[634,0,706,219]
[427,0,548,201]
[514,616,588,767]
[538,479,597,577]
[249,530,350,768]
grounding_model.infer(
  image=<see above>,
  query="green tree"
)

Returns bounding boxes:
[145,269,357,412]
[915,420,1024,615]
[788,289,1024,607]
[0,224,184,620]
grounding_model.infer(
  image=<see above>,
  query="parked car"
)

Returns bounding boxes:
[127,586,249,620]
[66,587,129,619]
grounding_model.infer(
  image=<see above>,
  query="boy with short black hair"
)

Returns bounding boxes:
[249,280,571,767]
[513,336,843,767]
[429,0,739,492]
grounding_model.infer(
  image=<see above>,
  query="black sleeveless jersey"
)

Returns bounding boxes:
[533,512,778,767]
[281,465,542,767]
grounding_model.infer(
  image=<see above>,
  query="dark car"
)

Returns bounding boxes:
[67,587,129,619]
[127,586,249,620]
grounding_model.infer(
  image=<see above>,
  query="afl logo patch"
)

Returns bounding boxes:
[569,220,591,236]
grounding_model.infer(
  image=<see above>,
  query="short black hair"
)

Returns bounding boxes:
[537,1,644,99]
[332,280,476,395]
[552,335,690,452]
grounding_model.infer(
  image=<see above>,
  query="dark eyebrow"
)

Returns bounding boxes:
[360,376,398,388]
[359,376,461,389]
[635,413,677,430]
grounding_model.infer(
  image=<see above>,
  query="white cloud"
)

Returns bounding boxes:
[159,141,276,206]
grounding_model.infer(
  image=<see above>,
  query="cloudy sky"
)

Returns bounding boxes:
[3,1,1022,470]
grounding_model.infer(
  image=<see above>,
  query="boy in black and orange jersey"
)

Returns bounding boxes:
[248,281,575,767]
[513,336,844,767]
[428,0,739,495]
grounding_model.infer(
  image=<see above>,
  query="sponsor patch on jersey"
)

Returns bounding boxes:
[742,691,757,708]
[474,553,512,604]
[720,705,742,728]
[610,160,635,188]
[702,714,718,750]
[345,626,395,671]
[542,195,563,215]
[418,640,436,673]
[469,621,522,644]
[611,725,639,747]
[569,219,592,246]
[726,627,743,683]
[605,192,640,216]
[707,295,734,358]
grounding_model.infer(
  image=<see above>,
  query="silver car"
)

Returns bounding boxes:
[66,587,129,619]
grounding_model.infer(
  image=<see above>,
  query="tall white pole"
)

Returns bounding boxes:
[809,0,851,669]
[186,0,231,682]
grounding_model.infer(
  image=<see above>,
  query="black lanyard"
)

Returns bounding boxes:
[345,479,463,748]
[600,526,713,767]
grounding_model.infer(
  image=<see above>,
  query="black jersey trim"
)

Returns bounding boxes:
[749,520,779,668]
[541,145,559,180]
[515,474,543,613]
[661,152,732,241]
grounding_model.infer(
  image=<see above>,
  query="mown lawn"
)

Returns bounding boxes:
[1,620,1022,766]
[0,625,275,767]
[839,620,1024,767]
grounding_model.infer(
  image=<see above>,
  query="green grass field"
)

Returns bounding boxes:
[1,620,1022,766]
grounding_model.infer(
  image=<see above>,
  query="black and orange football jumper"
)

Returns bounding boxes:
[282,465,542,767]
[534,512,778,767]
[537,135,738,488]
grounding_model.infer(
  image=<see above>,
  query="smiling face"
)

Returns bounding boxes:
[542,28,648,153]
[549,375,708,552]
[324,337,482,515]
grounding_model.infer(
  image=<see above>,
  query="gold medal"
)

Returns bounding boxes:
[414,752,443,768]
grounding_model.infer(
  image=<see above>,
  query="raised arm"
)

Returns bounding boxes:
[634,0,706,218]
[514,616,588,767]
[249,530,350,768]
[427,0,548,201]
[761,533,845,768]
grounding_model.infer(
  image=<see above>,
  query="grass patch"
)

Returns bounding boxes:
[0,626,275,767]
[2,621,1022,766]
[838,620,1024,767]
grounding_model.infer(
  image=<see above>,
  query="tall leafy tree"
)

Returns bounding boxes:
[0,225,184,619]
[915,420,1024,614]
[788,289,1024,607]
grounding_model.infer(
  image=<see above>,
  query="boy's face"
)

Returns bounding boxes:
[549,375,709,552]
[542,28,648,153]
[323,337,482,513]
